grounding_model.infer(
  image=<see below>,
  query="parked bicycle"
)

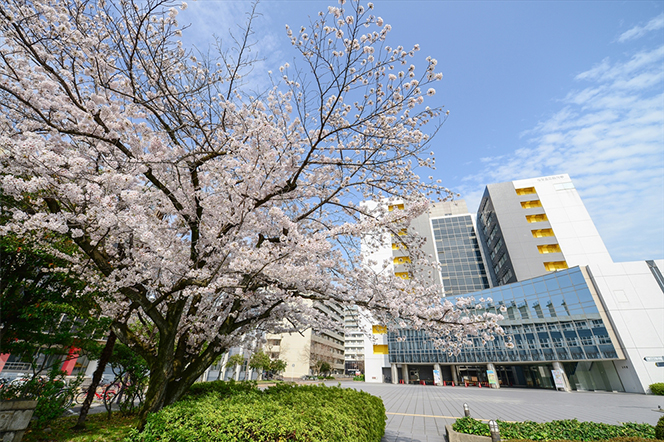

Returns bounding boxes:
[75,383,118,405]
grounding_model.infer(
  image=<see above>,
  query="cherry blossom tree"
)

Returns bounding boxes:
[0,0,507,421]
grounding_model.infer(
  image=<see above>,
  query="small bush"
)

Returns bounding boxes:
[353,374,365,381]
[128,382,386,442]
[452,417,655,440]
[650,383,664,396]
[655,415,664,440]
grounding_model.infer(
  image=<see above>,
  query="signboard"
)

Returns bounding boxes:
[551,369,566,390]
[644,356,664,362]
[487,369,498,386]
[433,369,442,386]
[655,362,664,368]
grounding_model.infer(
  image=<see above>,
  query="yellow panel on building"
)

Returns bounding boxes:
[544,261,568,271]
[532,228,555,238]
[394,272,410,279]
[538,244,562,254]
[526,214,548,223]
[393,256,411,264]
[515,187,537,195]
[520,200,543,209]
[373,344,389,354]
[372,325,387,334]
[388,204,405,211]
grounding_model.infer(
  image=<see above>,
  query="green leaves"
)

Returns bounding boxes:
[452,417,656,441]
[129,382,386,441]
[649,383,664,396]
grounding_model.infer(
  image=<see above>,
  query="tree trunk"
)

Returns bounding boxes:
[73,331,117,430]
[137,352,217,428]
[138,365,171,428]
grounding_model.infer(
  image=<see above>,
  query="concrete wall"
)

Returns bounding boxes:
[589,259,664,393]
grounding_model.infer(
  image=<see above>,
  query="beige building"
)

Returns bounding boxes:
[266,301,345,379]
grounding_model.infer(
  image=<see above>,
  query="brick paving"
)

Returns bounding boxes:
[327,381,663,442]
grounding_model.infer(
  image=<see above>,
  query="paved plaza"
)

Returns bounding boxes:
[329,381,663,442]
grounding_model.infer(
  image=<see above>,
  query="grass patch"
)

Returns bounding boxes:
[24,412,139,442]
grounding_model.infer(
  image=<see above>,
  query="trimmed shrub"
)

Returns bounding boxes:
[184,379,257,399]
[655,415,664,440]
[127,383,386,442]
[354,374,365,381]
[650,383,664,396]
[509,439,654,442]
[453,417,655,440]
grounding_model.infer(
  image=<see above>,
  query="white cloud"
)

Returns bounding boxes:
[617,13,664,43]
[460,44,664,262]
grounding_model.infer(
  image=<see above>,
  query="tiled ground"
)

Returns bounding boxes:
[328,381,663,442]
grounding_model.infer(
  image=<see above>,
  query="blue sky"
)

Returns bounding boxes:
[179,1,664,263]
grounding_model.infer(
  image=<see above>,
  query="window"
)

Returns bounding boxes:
[535,323,546,332]
[597,335,612,345]
[526,214,548,223]
[515,187,537,195]
[591,319,603,328]
[521,200,543,209]
[574,320,589,329]
[544,261,568,271]
[538,244,562,254]
[580,336,594,346]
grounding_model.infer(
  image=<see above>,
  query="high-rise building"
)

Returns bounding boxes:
[364,199,492,383]
[363,175,664,394]
[344,305,366,374]
[477,174,613,285]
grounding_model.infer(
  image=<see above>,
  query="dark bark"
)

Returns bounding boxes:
[73,331,117,429]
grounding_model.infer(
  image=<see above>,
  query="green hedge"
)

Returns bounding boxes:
[650,383,664,396]
[184,379,258,399]
[509,439,654,442]
[126,382,386,442]
[453,417,655,440]
[655,415,664,440]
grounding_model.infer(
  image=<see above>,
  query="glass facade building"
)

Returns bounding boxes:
[387,267,625,391]
[431,215,490,296]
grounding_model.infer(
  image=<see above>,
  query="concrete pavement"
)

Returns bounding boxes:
[327,381,663,442]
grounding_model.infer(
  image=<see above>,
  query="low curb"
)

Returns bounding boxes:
[445,424,491,442]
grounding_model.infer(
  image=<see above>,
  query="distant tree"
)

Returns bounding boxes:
[249,351,271,380]
[319,362,332,376]
[225,354,246,381]
[269,359,287,376]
